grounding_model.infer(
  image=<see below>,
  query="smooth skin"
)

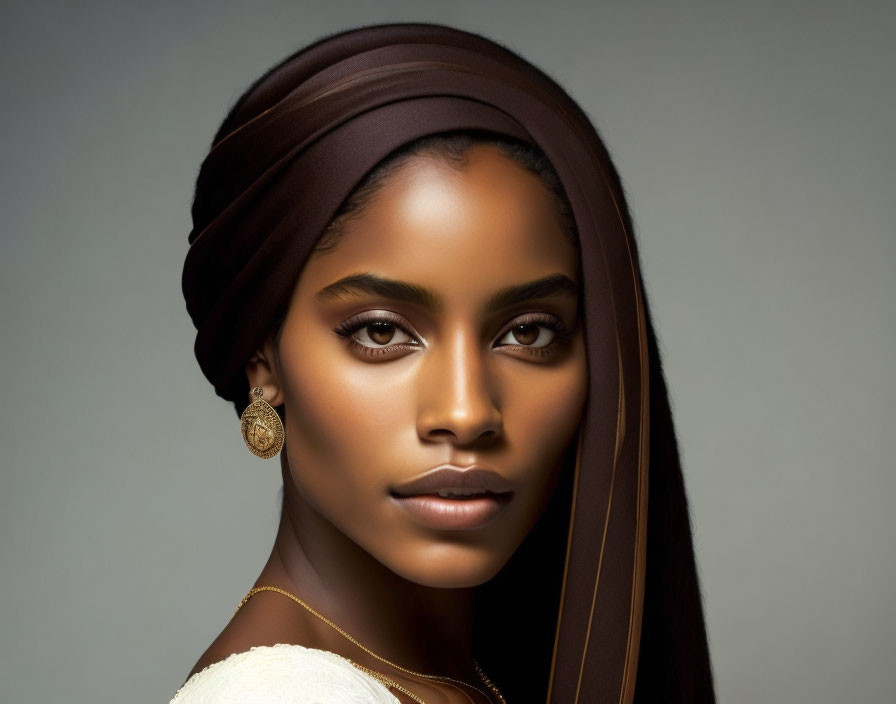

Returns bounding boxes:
[189,145,588,703]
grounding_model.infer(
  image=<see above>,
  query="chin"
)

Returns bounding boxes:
[383,542,510,589]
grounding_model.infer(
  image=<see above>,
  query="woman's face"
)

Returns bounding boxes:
[265,145,586,588]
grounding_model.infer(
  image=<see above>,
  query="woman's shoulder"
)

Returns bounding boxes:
[168,643,400,703]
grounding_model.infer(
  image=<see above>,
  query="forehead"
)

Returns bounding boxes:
[298,145,580,297]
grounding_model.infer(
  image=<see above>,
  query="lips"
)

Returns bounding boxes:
[391,465,515,497]
[390,465,514,530]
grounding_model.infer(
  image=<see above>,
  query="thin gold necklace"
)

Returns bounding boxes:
[233,585,507,704]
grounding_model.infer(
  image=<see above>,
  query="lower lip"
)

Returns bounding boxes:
[391,493,512,531]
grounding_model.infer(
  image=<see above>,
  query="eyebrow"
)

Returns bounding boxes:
[315,272,579,312]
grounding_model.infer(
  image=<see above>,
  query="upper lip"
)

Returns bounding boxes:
[391,465,515,497]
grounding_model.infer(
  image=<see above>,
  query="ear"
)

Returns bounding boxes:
[244,336,285,407]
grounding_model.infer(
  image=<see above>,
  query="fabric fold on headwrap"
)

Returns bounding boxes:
[183,22,652,704]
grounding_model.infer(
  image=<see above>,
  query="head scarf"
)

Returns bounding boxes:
[182,22,715,703]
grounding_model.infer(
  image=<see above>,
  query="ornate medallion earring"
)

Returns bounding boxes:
[240,387,284,459]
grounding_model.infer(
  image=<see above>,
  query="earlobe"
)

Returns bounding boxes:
[245,337,284,407]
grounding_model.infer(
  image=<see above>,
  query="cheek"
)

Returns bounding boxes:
[277,345,416,499]
[506,353,587,461]
[499,344,587,523]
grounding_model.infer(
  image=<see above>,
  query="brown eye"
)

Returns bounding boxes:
[511,323,540,345]
[333,311,423,360]
[367,321,397,345]
[341,316,417,349]
[497,321,557,349]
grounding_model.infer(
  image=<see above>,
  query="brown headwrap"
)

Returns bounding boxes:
[182,22,714,704]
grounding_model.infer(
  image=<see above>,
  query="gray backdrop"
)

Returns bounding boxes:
[2,1,893,702]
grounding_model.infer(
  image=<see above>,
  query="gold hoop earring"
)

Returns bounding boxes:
[240,387,284,459]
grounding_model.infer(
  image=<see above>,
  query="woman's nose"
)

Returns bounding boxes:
[416,330,503,446]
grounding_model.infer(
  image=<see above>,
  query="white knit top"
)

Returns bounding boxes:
[168,643,401,703]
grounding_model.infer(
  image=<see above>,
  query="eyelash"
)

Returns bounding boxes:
[333,311,574,361]
[333,311,421,360]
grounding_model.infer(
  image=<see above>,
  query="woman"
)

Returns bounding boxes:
[174,21,714,704]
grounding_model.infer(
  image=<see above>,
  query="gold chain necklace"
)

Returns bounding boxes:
[233,585,507,704]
